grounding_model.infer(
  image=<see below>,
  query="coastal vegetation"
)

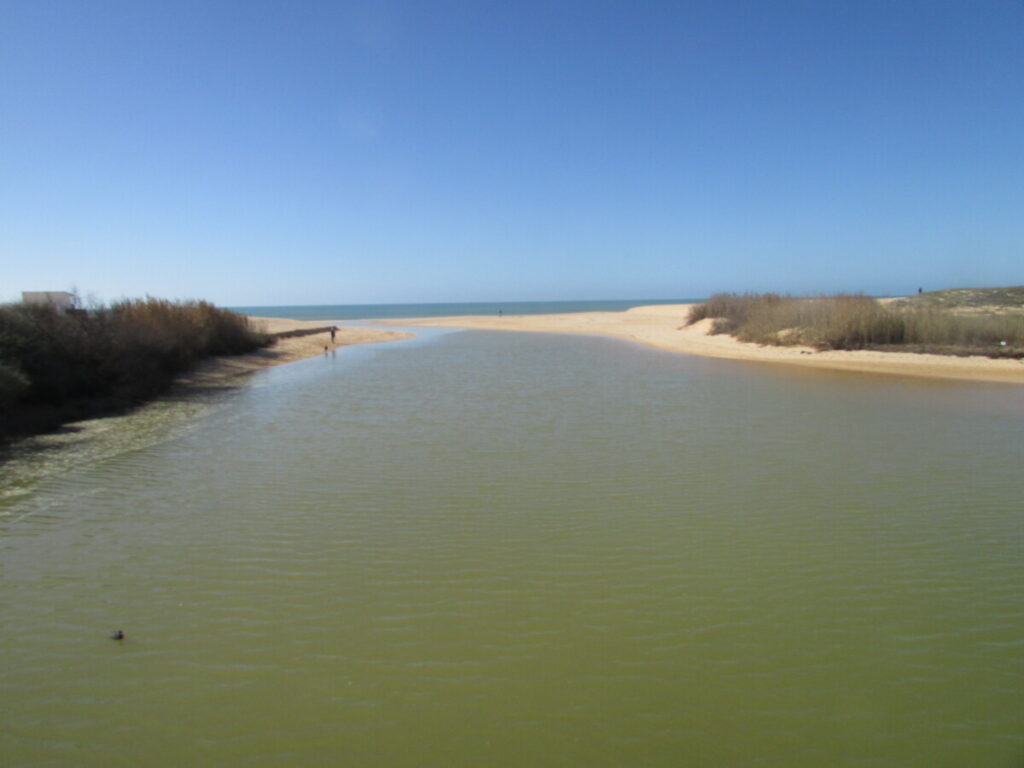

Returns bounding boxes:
[686,289,1024,357]
[891,285,1024,311]
[0,298,271,440]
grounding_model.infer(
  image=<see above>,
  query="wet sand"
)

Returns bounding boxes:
[175,318,412,386]
[382,304,1024,384]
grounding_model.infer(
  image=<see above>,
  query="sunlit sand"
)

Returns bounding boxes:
[175,317,411,385]
[384,304,1024,384]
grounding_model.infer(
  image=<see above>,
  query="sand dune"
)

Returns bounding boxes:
[383,304,1024,384]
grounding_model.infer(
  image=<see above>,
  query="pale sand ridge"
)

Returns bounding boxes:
[381,303,1024,384]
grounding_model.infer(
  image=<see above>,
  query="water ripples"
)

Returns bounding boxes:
[2,331,1024,766]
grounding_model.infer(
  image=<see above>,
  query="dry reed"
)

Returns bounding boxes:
[686,293,1024,355]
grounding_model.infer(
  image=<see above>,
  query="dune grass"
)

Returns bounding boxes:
[895,286,1024,311]
[686,293,1024,357]
[0,298,271,440]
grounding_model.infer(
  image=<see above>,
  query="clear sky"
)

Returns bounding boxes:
[2,0,1022,306]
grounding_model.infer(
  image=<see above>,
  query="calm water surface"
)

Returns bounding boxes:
[2,330,1023,766]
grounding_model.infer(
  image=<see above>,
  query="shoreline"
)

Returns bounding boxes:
[376,303,1024,385]
[174,317,412,386]
[0,319,411,457]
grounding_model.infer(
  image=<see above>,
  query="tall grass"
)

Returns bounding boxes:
[0,298,271,439]
[686,293,1024,355]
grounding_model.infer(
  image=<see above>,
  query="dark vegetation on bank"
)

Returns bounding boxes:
[686,288,1024,358]
[0,298,272,441]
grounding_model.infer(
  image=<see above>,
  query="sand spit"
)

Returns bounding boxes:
[174,317,411,386]
[383,304,1024,385]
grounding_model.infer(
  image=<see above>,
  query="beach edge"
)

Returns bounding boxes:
[378,303,1024,385]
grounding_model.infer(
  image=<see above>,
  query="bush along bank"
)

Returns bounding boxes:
[686,293,1024,357]
[0,298,272,441]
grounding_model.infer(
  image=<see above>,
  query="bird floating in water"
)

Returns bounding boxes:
[110,630,125,640]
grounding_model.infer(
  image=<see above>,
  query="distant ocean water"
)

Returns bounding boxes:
[230,298,703,321]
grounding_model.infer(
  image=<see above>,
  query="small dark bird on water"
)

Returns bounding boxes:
[110,630,125,640]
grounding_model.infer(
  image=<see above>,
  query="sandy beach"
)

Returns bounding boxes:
[174,317,412,385]
[382,304,1024,384]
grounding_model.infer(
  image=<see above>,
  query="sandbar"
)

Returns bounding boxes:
[175,317,411,386]
[381,304,1024,385]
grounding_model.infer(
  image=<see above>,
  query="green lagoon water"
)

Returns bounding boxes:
[2,329,1023,766]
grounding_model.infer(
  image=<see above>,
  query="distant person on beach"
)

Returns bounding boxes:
[330,326,337,343]
[498,310,503,317]
[918,287,923,294]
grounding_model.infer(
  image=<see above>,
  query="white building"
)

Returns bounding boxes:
[22,291,76,310]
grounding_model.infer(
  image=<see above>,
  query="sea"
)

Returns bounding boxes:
[229,298,701,321]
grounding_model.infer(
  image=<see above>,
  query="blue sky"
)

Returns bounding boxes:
[2,0,1022,305]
